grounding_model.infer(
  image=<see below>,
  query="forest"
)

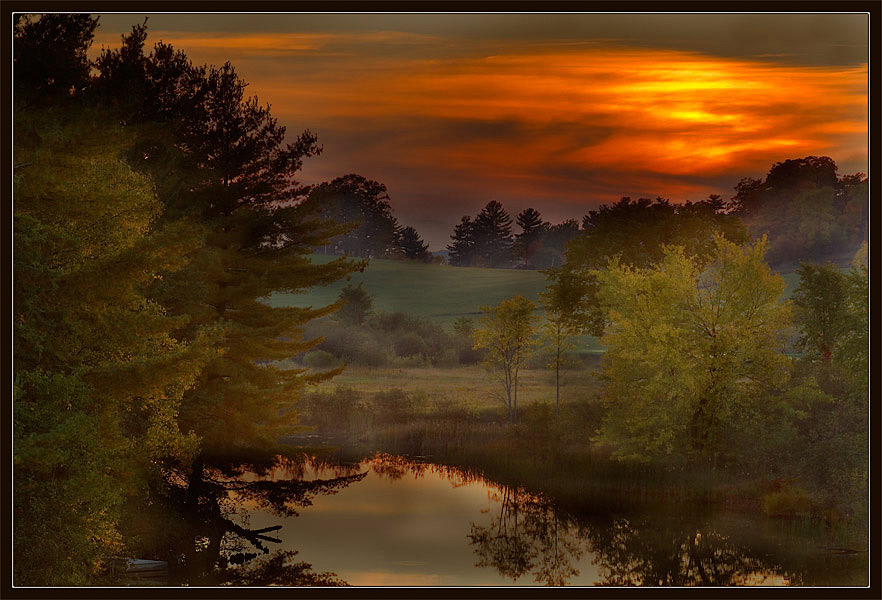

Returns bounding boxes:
[12,14,869,587]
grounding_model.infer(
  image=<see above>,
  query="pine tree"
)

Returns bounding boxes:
[472,200,514,268]
[448,215,476,266]
[96,26,360,461]
[13,105,214,585]
[514,207,548,266]
[395,225,431,261]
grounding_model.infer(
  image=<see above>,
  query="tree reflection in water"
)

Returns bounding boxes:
[467,487,587,585]
[146,451,366,585]
[587,516,794,586]
[467,481,795,587]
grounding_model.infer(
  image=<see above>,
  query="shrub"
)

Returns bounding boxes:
[394,332,428,357]
[373,389,415,424]
[302,350,340,369]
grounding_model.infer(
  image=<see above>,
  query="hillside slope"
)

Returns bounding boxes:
[267,254,549,327]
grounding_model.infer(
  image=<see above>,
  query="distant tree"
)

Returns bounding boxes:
[395,225,431,261]
[592,236,790,463]
[449,201,515,268]
[473,295,539,423]
[514,208,549,266]
[448,216,476,266]
[727,157,867,267]
[473,200,515,267]
[546,196,747,336]
[532,219,580,269]
[336,282,374,325]
[309,174,400,258]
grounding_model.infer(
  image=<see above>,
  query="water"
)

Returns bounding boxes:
[224,454,868,587]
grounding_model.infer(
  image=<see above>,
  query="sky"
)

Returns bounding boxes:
[92,13,869,250]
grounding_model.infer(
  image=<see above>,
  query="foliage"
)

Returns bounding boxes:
[728,156,868,267]
[538,290,582,413]
[13,106,213,585]
[448,200,515,267]
[95,23,360,456]
[591,236,791,463]
[783,262,868,518]
[395,225,432,261]
[546,195,748,336]
[13,13,98,100]
[309,174,400,258]
[336,282,375,325]
[473,295,540,423]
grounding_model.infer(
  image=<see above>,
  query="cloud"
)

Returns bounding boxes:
[90,26,868,249]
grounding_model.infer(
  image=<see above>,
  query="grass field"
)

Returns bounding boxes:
[310,364,600,411]
[267,254,550,327]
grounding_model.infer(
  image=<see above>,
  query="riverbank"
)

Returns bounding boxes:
[295,366,868,551]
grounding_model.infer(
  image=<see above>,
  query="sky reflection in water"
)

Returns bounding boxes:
[233,454,865,587]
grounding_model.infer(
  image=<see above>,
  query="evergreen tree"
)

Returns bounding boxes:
[473,200,514,268]
[13,13,98,100]
[514,208,548,266]
[395,225,431,261]
[448,215,476,266]
[14,105,214,585]
[95,26,360,465]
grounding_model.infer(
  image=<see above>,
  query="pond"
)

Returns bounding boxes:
[221,453,867,587]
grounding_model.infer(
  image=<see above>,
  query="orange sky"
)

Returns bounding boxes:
[93,14,868,249]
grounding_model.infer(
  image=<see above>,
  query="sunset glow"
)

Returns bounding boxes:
[92,14,868,247]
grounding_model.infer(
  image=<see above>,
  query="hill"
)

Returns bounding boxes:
[267,254,550,328]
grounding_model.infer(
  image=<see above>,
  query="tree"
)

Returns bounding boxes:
[91,25,363,540]
[727,157,868,267]
[514,208,548,266]
[448,215,476,266]
[336,282,374,325]
[473,295,539,423]
[473,200,515,267]
[395,225,431,261]
[786,262,868,518]
[13,106,213,585]
[309,174,400,258]
[591,236,791,463]
[448,201,514,268]
[538,289,581,416]
[13,14,98,100]
[546,196,747,337]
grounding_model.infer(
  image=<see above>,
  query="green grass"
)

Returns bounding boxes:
[268,254,801,354]
[267,254,550,327]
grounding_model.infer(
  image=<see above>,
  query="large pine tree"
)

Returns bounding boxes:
[95,25,359,459]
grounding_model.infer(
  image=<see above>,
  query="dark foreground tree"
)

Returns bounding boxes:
[13,105,214,585]
[95,24,359,459]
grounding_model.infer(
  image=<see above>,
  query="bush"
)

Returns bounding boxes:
[394,332,428,357]
[373,389,415,424]
[762,484,813,517]
[302,350,340,369]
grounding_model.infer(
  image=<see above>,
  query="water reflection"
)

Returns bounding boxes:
[146,452,866,587]
[146,452,366,585]
[587,517,790,586]
[468,487,587,585]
